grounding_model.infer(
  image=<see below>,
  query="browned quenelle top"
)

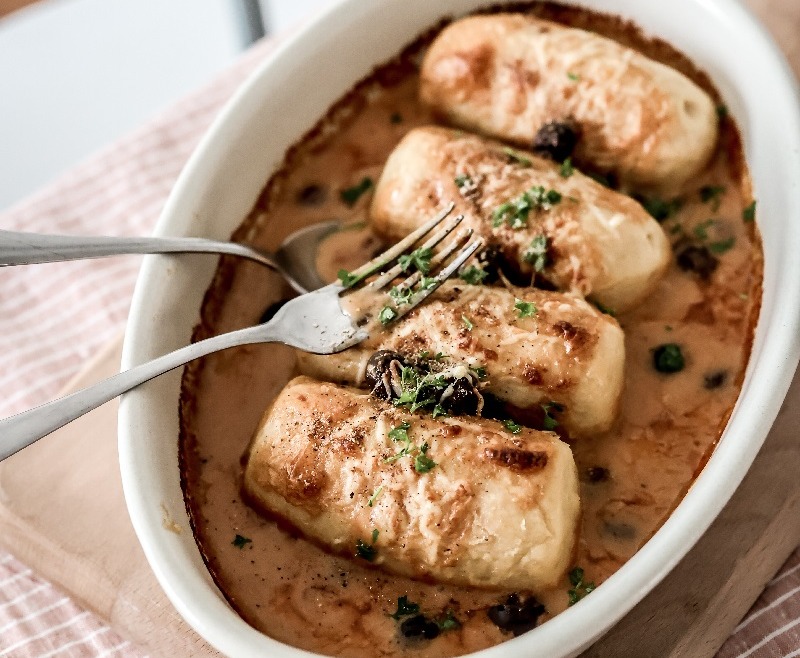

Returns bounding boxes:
[178,3,762,657]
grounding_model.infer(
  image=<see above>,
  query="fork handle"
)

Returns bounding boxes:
[0,322,282,462]
[0,230,279,269]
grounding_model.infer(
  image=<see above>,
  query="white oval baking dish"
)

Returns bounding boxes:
[118,1,800,656]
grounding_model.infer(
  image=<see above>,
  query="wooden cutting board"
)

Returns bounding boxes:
[1,1,798,656]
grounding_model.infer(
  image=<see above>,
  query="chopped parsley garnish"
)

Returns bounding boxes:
[523,234,549,272]
[379,306,398,325]
[372,528,380,543]
[418,350,448,362]
[700,185,726,211]
[398,247,433,274]
[340,177,373,206]
[541,401,563,431]
[385,419,437,473]
[436,612,462,631]
[716,104,728,119]
[503,418,522,434]
[368,486,384,507]
[389,285,413,305]
[232,534,252,549]
[567,71,580,81]
[414,443,437,473]
[393,368,449,413]
[743,200,756,222]
[639,196,682,221]
[388,421,411,443]
[356,539,377,561]
[390,112,403,124]
[460,265,489,285]
[653,343,685,374]
[493,186,562,229]
[567,567,596,606]
[462,315,474,331]
[559,157,575,178]
[432,403,448,419]
[454,173,473,188]
[693,219,715,240]
[385,445,413,464]
[418,276,437,291]
[389,277,436,307]
[390,595,420,620]
[692,219,735,255]
[337,269,359,288]
[708,237,736,254]
[474,365,488,379]
[502,146,532,167]
[514,298,537,318]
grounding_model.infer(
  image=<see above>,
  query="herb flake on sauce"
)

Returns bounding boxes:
[653,343,685,373]
[232,534,252,549]
[700,185,726,211]
[541,402,562,431]
[390,595,420,620]
[743,200,757,222]
[639,196,682,221]
[567,566,596,605]
[340,177,373,206]
[355,539,377,562]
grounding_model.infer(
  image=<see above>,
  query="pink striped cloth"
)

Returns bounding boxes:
[0,29,799,658]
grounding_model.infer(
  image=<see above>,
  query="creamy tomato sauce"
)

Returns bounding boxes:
[179,4,762,656]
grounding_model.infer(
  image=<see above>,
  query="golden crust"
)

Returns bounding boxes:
[371,125,671,312]
[299,281,625,437]
[420,14,718,193]
[243,376,581,591]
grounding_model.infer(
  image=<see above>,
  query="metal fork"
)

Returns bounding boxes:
[0,204,481,461]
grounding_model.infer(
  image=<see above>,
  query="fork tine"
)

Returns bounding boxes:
[369,214,464,291]
[339,202,455,288]
[393,237,484,322]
